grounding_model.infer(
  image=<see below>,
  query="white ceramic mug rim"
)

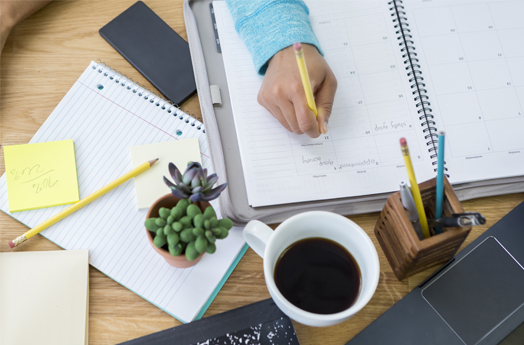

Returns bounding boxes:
[263,211,380,321]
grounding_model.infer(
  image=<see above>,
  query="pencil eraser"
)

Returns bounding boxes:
[293,42,302,51]
[400,137,407,147]
[8,241,14,248]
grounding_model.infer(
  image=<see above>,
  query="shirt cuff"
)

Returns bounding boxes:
[233,1,323,75]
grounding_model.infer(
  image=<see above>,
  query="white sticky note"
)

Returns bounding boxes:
[131,139,202,209]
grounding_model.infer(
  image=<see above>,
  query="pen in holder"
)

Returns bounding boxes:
[374,176,471,280]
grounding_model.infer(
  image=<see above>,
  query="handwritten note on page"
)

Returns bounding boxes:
[4,140,79,212]
[131,138,202,209]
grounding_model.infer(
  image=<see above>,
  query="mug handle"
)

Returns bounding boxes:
[243,220,274,258]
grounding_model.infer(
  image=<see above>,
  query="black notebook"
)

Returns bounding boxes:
[118,299,300,345]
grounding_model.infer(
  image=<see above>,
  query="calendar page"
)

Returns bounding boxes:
[214,1,435,207]
[213,0,524,207]
[402,0,524,184]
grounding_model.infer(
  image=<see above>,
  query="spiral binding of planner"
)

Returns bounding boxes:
[390,1,440,167]
[93,60,205,133]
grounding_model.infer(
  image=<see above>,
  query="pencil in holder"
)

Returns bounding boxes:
[374,176,471,280]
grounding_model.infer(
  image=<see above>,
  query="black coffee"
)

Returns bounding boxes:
[274,237,361,315]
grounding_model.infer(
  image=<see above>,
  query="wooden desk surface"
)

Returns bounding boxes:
[1,1,523,344]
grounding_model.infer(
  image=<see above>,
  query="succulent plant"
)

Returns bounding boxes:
[145,202,234,261]
[145,161,232,261]
[164,162,227,202]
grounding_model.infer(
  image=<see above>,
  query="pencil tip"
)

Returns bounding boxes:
[149,158,159,166]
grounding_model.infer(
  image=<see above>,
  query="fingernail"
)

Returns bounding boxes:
[322,121,329,134]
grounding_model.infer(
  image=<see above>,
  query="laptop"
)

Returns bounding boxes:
[348,201,524,345]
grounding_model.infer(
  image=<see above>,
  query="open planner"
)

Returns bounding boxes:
[199,0,524,219]
[0,61,247,323]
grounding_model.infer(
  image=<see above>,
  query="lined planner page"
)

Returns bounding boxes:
[402,0,524,184]
[0,62,246,323]
[214,1,436,207]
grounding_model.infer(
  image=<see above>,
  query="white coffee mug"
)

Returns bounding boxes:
[243,211,380,327]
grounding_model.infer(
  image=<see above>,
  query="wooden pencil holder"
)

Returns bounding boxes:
[374,176,471,280]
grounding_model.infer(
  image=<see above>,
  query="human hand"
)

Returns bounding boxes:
[257,43,337,138]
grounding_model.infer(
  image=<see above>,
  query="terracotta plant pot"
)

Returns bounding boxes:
[146,193,211,268]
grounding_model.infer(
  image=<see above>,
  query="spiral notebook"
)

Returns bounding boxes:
[205,0,524,212]
[0,61,247,323]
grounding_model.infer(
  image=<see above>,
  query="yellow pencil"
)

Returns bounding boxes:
[8,158,158,248]
[293,42,318,117]
[399,138,430,239]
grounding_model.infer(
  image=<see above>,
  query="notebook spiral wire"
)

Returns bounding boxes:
[93,60,203,132]
[389,1,445,174]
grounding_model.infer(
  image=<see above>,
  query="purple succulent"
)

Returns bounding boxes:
[164,162,227,202]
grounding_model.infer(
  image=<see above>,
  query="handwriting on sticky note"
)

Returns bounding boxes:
[9,164,59,194]
[4,140,80,212]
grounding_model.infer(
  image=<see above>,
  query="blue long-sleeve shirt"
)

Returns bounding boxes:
[225,0,323,75]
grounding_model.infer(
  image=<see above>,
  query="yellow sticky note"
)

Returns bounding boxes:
[4,140,80,212]
[131,139,202,209]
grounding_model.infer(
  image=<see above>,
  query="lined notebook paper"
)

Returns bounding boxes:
[0,62,247,323]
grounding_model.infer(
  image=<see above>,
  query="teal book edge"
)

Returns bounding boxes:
[194,243,250,321]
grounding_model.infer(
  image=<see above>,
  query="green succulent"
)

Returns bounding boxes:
[145,201,233,261]
[164,162,227,202]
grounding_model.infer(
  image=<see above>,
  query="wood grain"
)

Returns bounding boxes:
[1,1,523,344]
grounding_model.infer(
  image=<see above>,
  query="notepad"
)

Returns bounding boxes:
[0,250,89,345]
[131,138,202,209]
[0,61,247,323]
[4,139,79,212]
